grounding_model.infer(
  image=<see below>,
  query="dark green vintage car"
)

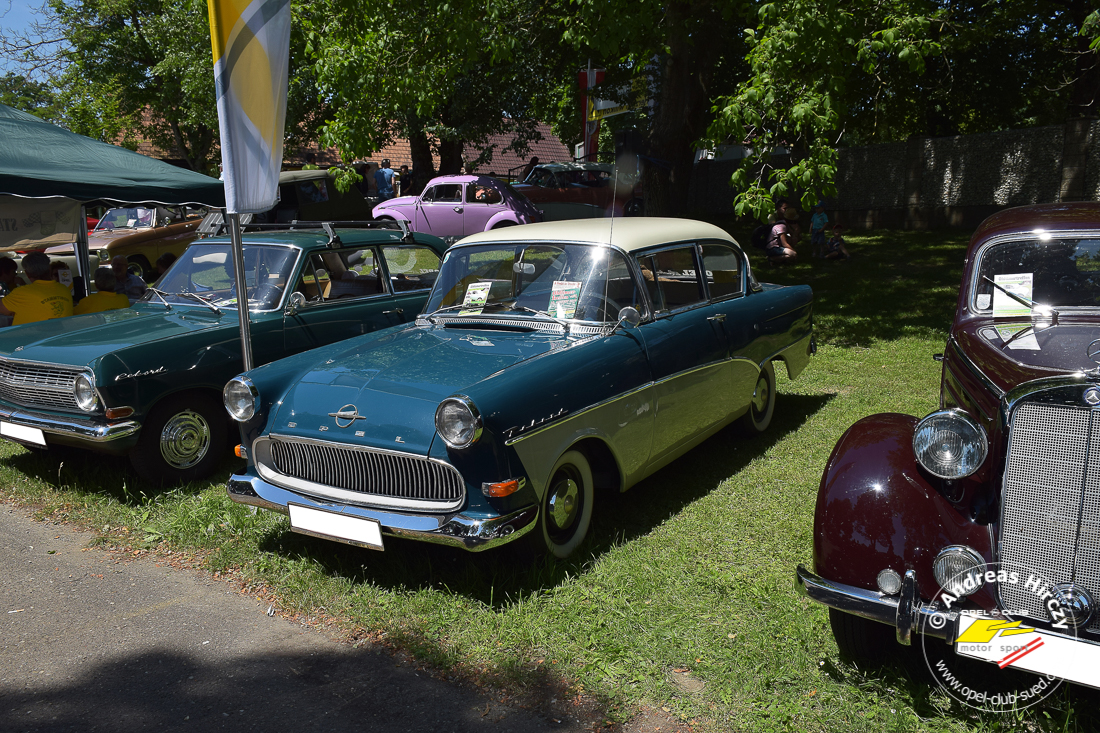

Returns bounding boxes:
[224,218,814,558]
[0,224,446,483]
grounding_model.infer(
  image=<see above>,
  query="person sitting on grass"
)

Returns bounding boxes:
[825,223,852,260]
[74,267,132,315]
[765,207,800,265]
[0,251,73,325]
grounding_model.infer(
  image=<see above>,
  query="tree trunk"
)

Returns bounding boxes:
[405,116,435,195]
[438,138,464,175]
[642,2,726,216]
[1067,0,1099,117]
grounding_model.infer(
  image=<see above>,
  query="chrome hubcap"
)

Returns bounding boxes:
[752,376,770,414]
[547,478,579,531]
[159,410,211,469]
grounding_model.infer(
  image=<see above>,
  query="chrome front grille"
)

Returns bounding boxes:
[264,437,464,509]
[0,358,81,410]
[999,402,1100,633]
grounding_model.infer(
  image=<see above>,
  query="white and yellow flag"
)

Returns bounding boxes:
[207,0,291,214]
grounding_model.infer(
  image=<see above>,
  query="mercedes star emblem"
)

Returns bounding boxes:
[328,404,366,428]
[1088,338,1100,366]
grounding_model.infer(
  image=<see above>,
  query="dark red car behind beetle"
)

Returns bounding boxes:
[798,203,1100,694]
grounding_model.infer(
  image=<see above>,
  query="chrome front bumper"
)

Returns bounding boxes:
[0,405,141,444]
[796,564,956,644]
[227,473,538,552]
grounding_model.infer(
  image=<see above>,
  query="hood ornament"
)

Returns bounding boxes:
[328,404,366,428]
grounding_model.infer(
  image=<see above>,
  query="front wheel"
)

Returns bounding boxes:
[739,360,776,433]
[623,198,644,216]
[829,609,894,666]
[529,450,594,559]
[129,392,227,484]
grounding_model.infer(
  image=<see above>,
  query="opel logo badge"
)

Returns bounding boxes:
[1049,583,1094,629]
[1086,387,1100,406]
[328,404,366,428]
[1088,339,1100,365]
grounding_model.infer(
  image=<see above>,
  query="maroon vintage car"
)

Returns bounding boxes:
[797,203,1100,698]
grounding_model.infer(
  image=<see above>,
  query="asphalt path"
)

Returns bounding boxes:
[0,504,589,733]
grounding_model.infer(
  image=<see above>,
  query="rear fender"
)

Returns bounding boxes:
[485,212,520,230]
[814,413,993,603]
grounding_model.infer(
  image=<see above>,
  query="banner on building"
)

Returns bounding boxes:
[207,0,291,214]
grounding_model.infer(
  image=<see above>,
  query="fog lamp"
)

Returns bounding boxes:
[877,568,902,595]
[223,376,257,422]
[74,373,98,412]
[933,545,986,597]
[912,409,987,479]
[435,397,482,449]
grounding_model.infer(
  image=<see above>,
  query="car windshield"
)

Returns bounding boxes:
[94,207,156,231]
[424,242,644,324]
[973,237,1100,311]
[142,243,298,311]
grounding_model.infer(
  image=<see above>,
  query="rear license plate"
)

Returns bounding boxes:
[288,504,384,550]
[0,422,45,446]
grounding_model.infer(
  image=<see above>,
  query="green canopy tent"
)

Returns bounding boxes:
[0,104,224,290]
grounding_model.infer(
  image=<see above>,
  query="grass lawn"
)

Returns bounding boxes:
[3,224,1097,732]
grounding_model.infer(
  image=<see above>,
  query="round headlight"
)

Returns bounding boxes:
[435,397,482,449]
[933,545,986,597]
[74,373,97,412]
[223,376,257,422]
[912,409,987,479]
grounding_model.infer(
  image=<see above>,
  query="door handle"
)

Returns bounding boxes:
[707,313,727,322]
[453,206,463,213]
[383,308,404,315]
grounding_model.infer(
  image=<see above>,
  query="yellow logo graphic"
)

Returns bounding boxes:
[956,618,1036,644]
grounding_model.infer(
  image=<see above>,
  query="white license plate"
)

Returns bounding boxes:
[288,504,384,550]
[955,614,1100,689]
[0,422,45,446]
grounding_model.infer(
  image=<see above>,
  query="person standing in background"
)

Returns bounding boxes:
[374,159,395,202]
[810,201,829,258]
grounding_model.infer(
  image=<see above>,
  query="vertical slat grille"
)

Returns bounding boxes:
[999,402,1100,633]
[0,358,81,410]
[267,438,464,504]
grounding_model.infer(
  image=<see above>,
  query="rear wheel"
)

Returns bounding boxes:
[623,198,644,216]
[529,450,594,559]
[829,609,894,666]
[129,392,227,484]
[739,360,776,433]
[126,255,152,281]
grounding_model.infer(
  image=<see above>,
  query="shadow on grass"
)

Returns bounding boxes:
[253,392,834,609]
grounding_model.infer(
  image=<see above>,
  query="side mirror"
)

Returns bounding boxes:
[284,291,306,316]
[612,306,641,332]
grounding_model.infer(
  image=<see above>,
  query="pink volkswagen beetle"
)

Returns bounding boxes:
[372,175,541,242]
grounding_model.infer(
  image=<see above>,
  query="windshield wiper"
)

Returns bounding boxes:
[145,287,171,310]
[981,276,1061,324]
[510,305,571,333]
[422,301,511,324]
[177,291,222,314]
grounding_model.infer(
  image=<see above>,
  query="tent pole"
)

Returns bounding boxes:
[227,212,253,371]
[74,206,91,300]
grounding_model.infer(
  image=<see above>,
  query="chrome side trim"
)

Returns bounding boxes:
[254,435,465,513]
[226,475,536,551]
[505,381,655,446]
[0,405,140,443]
[795,565,954,641]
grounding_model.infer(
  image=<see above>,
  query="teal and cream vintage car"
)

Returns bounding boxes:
[224,218,814,557]
[0,224,446,483]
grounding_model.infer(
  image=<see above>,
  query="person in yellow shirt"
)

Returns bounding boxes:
[74,268,131,315]
[0,252,73,325]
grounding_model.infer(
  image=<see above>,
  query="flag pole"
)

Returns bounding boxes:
[227,212,253,371]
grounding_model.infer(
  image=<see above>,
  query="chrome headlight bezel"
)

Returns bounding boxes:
[434,396,482,450]
[933,545,987,597]
[912,409,988,480]
[73,372,98,412]
[223,376,258,422]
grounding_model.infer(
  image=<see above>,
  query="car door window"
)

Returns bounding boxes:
[466,184,502,204]
[292,248,385,303]
[700,243,743,299]
[424,184,462,203]
[382,245,442,291]
[637,246,705,313]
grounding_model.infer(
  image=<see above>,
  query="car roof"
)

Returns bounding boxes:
[970,202,1100,248]
[535,162,614,174]
[454,218,737,253]
[201,227,448,255]
[423,174,500,186]
[278,169,335,184]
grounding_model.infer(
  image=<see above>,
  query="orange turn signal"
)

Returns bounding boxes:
[234,444,247,459]
[481,477,525,498]
[105,406,134,419]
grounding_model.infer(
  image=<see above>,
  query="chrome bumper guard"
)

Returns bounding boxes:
[227,474,538,552]
[796,564,956,645]
[0,405,140,443]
